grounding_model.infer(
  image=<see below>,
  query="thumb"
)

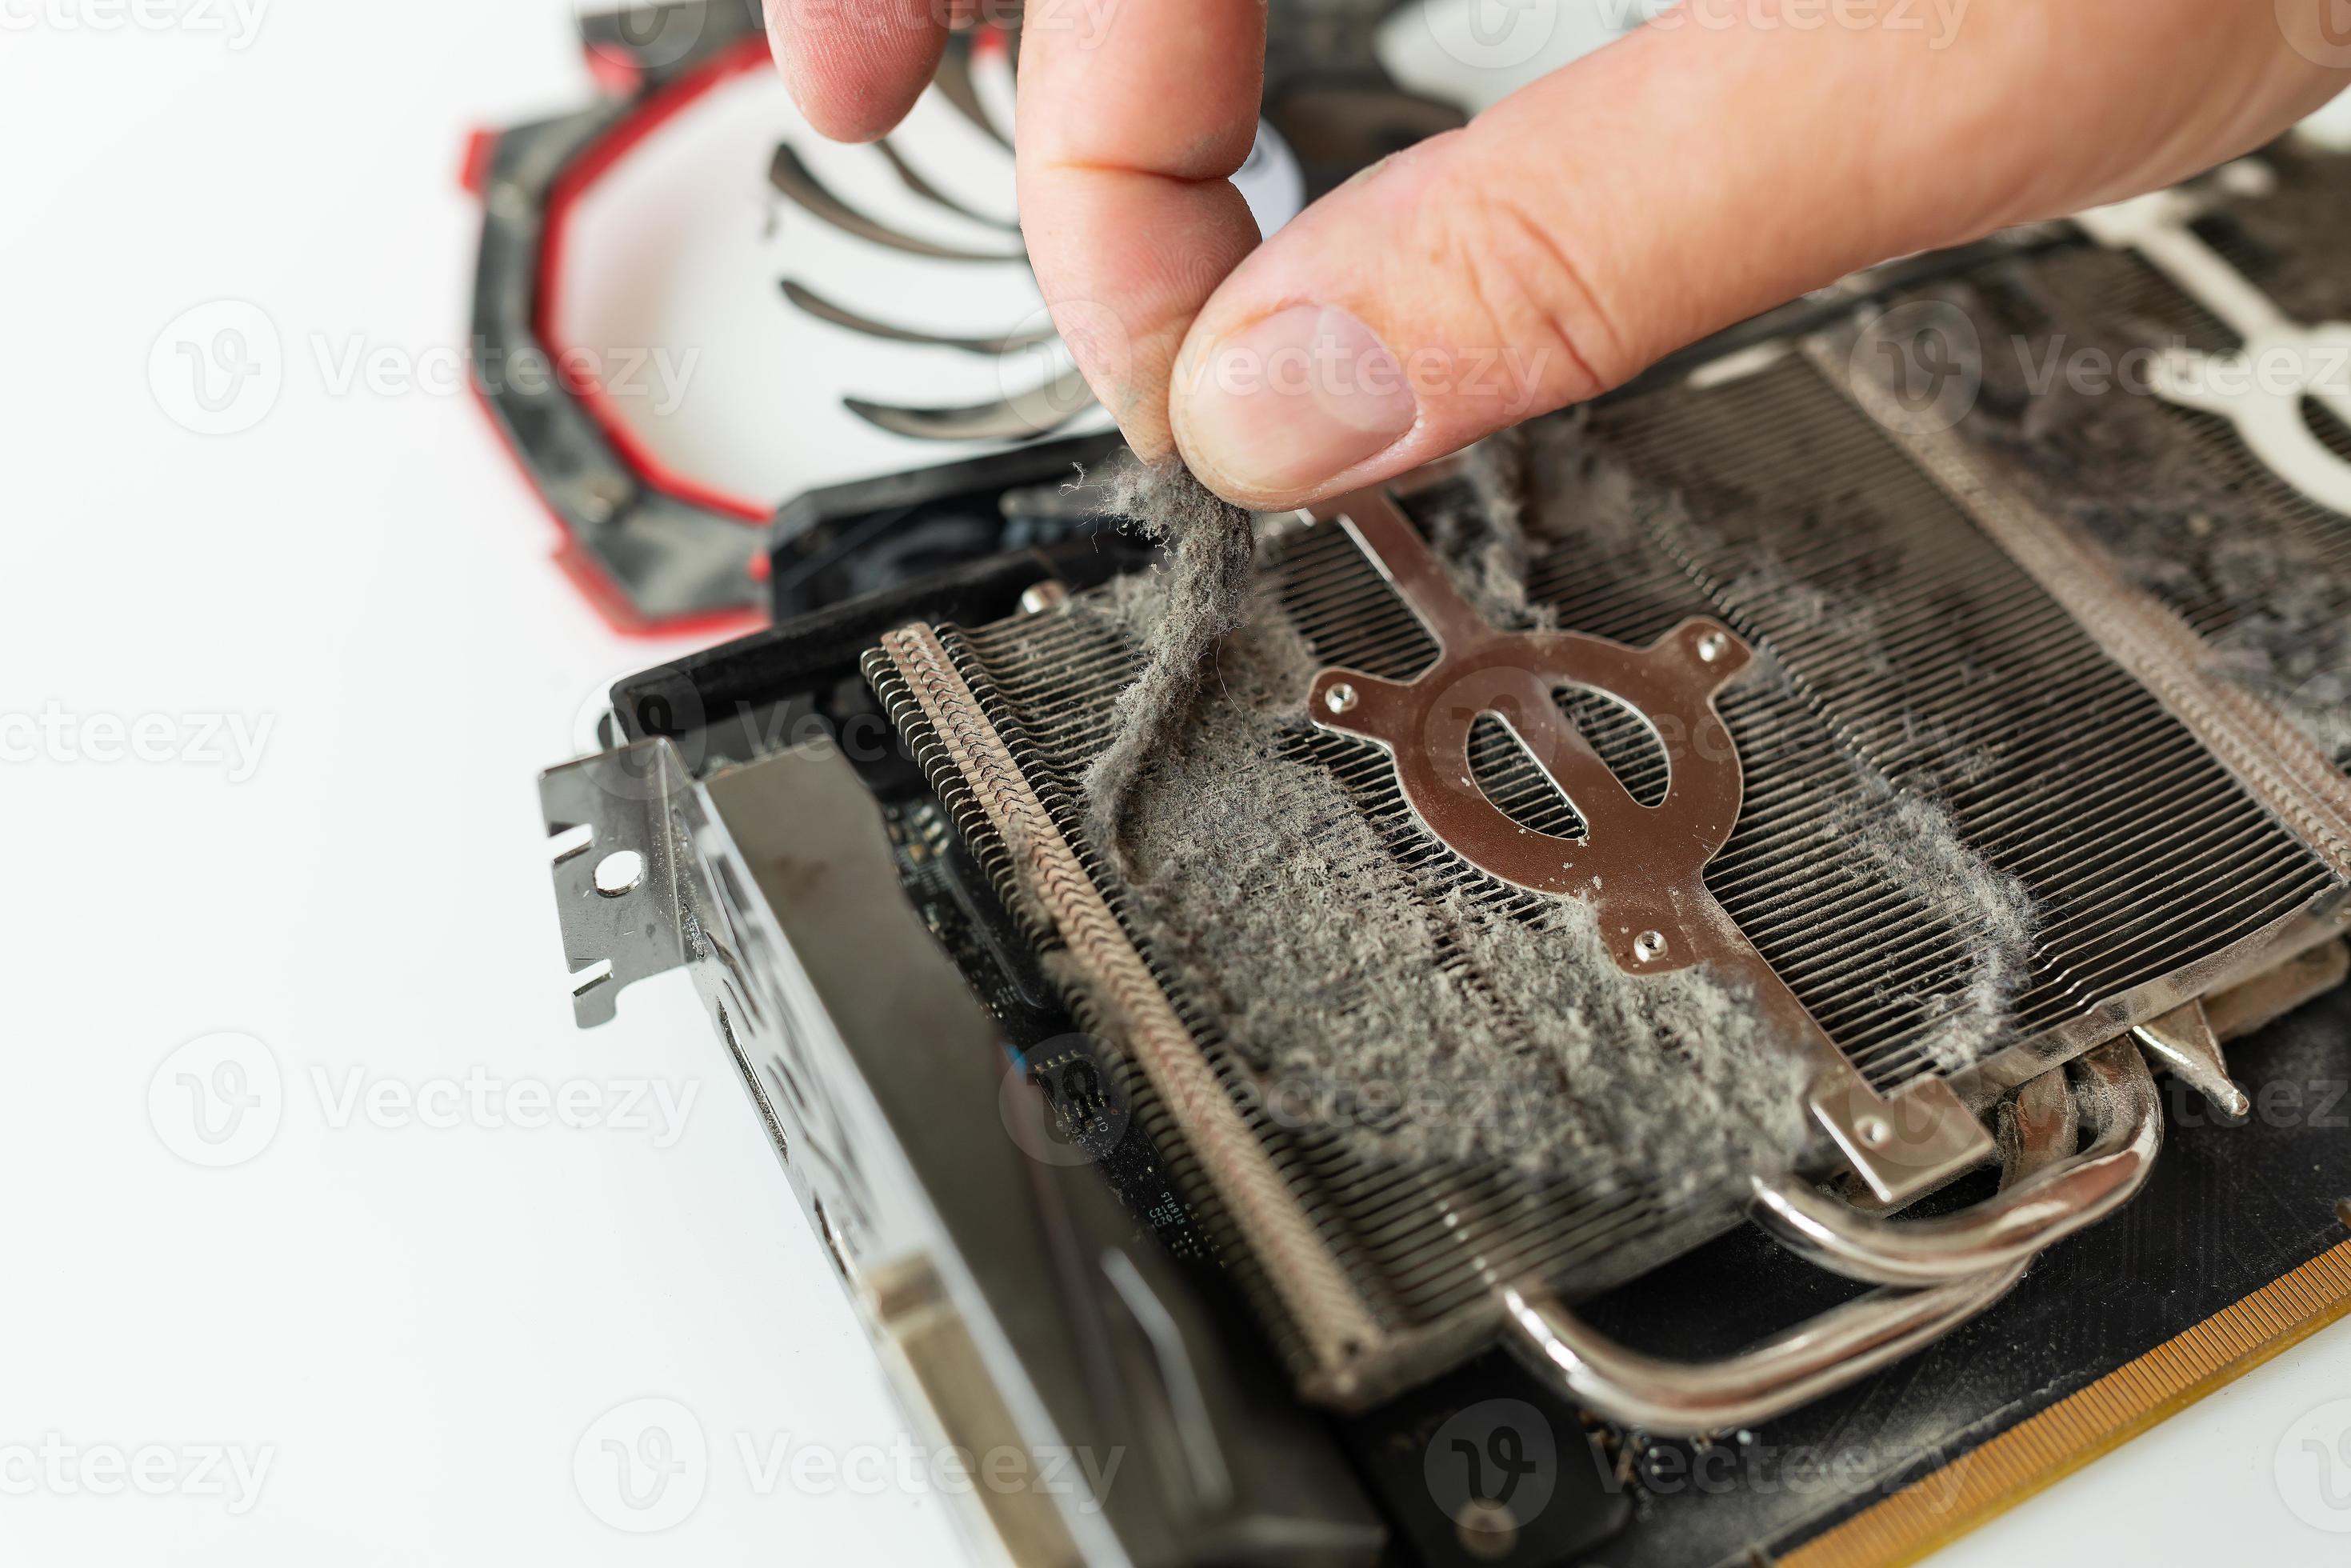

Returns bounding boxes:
[1166,2,2343,510]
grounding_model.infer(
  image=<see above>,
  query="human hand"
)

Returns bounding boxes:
[767,0,2349,509]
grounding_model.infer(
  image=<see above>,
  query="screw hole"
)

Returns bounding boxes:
[1325,682,1360,716]
[1633,930,1667,962]
[1697,631,1729,664]
[1856,1114,1893,1149]
[593,850,646,898]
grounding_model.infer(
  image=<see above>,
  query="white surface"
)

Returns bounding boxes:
[2,3,2350,1564]
[0,6,964,1563]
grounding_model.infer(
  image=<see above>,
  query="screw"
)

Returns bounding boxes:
[1019,582,1071,614]
[1325,682,1360,716]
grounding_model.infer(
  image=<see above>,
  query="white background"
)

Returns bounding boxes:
[2,1,2349,1563]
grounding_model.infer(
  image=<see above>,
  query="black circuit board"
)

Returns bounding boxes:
[881,797,1218,1270]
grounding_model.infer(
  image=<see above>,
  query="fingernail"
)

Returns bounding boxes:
[1177,305,1417,497]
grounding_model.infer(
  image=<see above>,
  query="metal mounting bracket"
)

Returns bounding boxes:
[539,738,694,1026]
[1750,1040,2162,1287]
[1305,486,1997,1206]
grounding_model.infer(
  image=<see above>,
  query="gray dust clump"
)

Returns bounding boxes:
[2220,146,2351,326]
[1047,415,2047,1194]
[1417,430,1557,630]
[1078,458,1259,867]
[1068,574,1813,1201]
[1915,260,2351,766]
[1845,782,2040,1074]
[1519,406,1682,565]
[1519,412,2043,1070]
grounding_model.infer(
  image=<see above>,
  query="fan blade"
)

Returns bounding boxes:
[769,145,1026,262]
[934,40,1014,151]
[781,279,1055,355]
[877,138,1022,234]
[844,367,1098,442]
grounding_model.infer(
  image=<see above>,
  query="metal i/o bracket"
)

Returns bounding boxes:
[539,739,694,1027]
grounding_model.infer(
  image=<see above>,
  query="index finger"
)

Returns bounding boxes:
[768,0,963,143]
[1015,0,1269,460]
